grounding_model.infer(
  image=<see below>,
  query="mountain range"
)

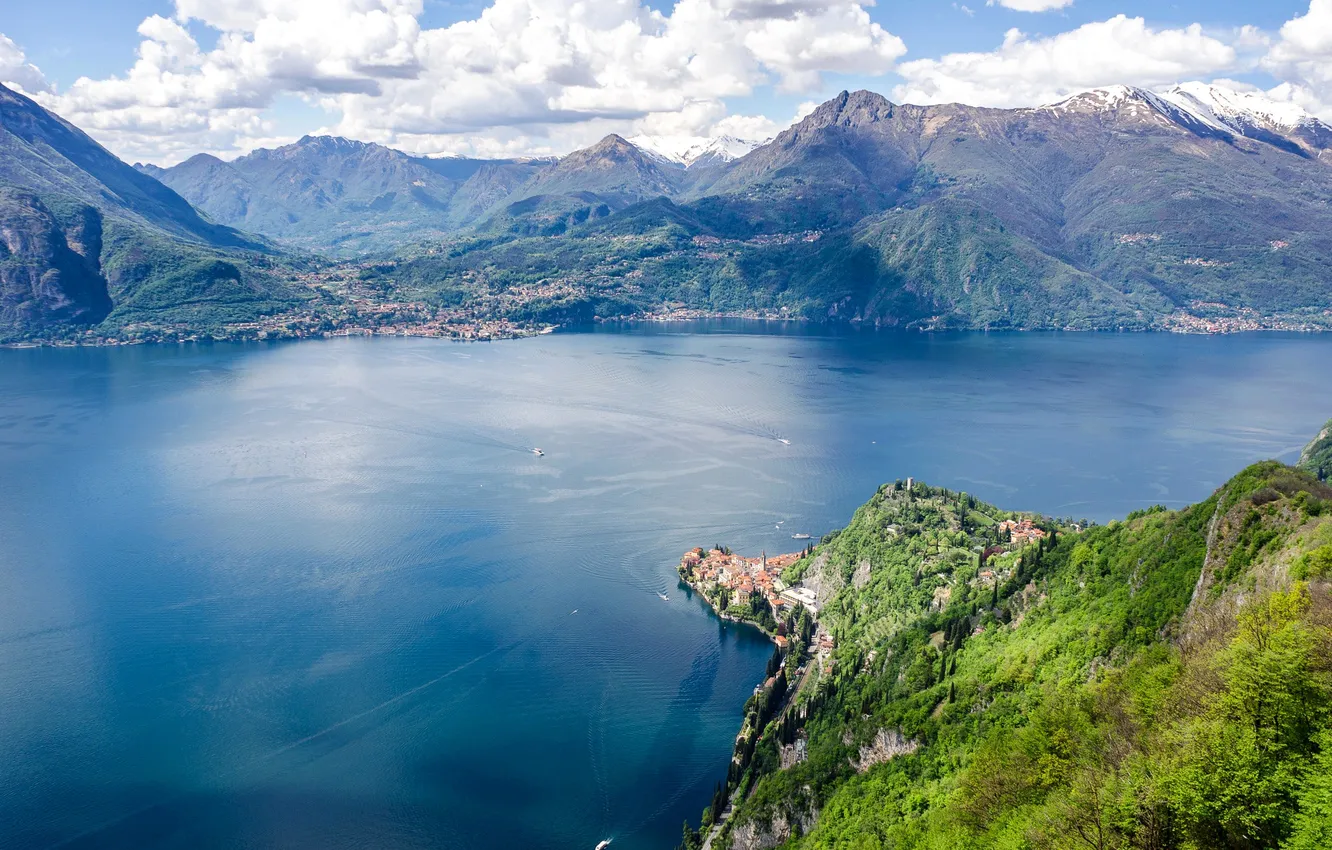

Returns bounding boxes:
[5,79,1332,339]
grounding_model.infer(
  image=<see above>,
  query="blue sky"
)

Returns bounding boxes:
[2,0,1329,163]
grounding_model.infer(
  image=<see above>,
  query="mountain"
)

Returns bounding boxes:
[399,83,1332,330]
[140,136,546,255]
[0,83,298,340]
[1154,82,1332,159]
[680,440,1332,850]
[628,134,767,167]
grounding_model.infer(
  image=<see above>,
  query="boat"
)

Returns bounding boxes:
[596,841,612,850]
[791,533,811,540]
[532,448,545,456]
[657,592,669,601]
[777,438,791,445]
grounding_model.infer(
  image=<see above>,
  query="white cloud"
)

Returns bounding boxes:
[986,0,1074,12]
[1262,0,1332,119]
[0,34,49,94]
[20,0,902,164]
[894,15,1238,107]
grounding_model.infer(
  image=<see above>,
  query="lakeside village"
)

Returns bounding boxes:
[679,547,828,652]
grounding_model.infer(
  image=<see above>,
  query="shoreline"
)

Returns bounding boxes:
[677,545,830,850]
[9,313,1332,349]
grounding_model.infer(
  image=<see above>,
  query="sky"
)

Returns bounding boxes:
[3,0,1332,164]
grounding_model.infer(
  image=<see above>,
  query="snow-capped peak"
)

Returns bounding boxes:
[1156,82,1317,132]
[628,134,767,167]
[1040,82,1327,137]
[1042,85,1158,113]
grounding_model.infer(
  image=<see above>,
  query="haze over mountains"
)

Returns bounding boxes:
[5,78,1332,340]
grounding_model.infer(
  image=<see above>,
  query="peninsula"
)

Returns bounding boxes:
[676,463,1332,850]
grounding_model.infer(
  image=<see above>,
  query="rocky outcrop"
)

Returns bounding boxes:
[729,801,817,850]
[1299,419,1332,482]
[853,727,919,772]
[0,189,111,337]
[800,553,845,609]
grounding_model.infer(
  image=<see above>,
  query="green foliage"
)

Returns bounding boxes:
[1286,730,1332,850]
[696,460,1332,850]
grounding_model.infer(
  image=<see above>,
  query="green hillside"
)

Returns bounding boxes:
[683,457,1332,850]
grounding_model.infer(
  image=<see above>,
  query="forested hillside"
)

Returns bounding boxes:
[683,456,1332,850]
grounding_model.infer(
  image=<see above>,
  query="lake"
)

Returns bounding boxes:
[1,325,1329,850]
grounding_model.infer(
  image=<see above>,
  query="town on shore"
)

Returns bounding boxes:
[677,545,838,683]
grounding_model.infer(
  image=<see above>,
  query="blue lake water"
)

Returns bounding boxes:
[1,325,1330,850]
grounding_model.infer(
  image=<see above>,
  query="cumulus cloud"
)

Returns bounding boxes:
[0,34,49,94]
[986,0,1074,12]
[1262,0,1332,118]
[893,15,1238,107]
[24,0,902,163]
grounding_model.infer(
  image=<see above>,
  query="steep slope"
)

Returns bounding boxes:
[1301,420,1332,482]
[0,83,299,340]
[0,84,254,249]
[1156,82,1332,159]
[691,91,926,233]
[0,188,112,330]
[143,136,546,254]
[682,455,1332,850]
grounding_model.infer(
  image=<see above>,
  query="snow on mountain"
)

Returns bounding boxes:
[1042,82,1330,138]
[1156,82,1318,132]
[628,134,767,167]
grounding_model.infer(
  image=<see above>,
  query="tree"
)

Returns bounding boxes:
[678,820,702,850]
[1286,730,1332,850]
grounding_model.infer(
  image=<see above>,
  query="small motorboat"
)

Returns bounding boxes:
[658,592,669,602]
[777,438,791,445]
[532,448,545,456]
[596,841,612,850]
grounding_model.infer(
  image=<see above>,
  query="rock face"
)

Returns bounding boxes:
[0,81,284,339]
[729,807,817,850]
[0,189,111,335]
[1299,420,1332,482]
[854,727,918,772]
